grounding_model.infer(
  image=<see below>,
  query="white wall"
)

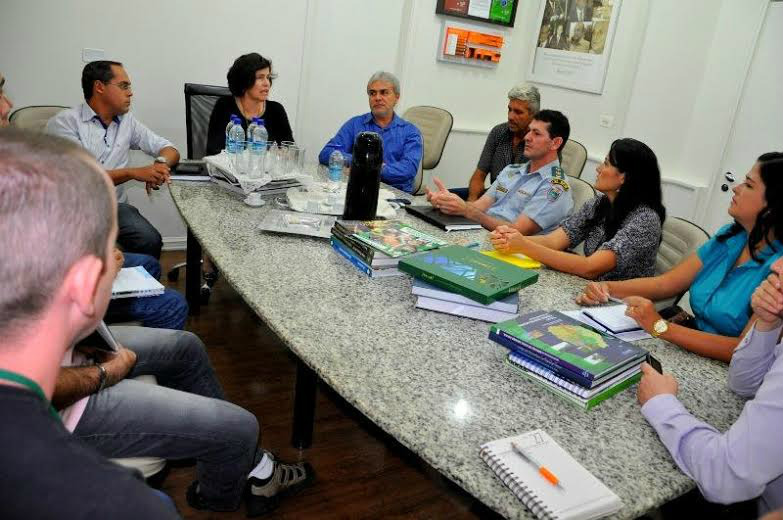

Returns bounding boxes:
[0,0,771,242]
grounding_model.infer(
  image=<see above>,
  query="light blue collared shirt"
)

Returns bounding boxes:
[642,323,783,514]
[47,103,175,202]
[483,159,573,234]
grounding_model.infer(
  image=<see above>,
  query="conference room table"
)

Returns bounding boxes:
[169,179,746,520]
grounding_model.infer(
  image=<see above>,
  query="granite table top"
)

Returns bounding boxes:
[170,181,746,520]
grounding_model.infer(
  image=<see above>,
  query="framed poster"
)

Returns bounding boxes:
[437,21,505,68]
[528,0,622,93]
[436,0,519,28]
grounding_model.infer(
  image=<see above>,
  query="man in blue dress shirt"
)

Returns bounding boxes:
[427,109,573,234]
[48,60,180,259]
[318,71,422,193]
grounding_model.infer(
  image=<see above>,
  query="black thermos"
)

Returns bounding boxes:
[343,132,383,220]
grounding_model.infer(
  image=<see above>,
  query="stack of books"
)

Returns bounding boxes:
[489,310,648,409]
[399,245,538,322]
[412,279,520,322]
[330,220,447,278]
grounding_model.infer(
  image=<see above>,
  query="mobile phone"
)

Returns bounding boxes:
[386,198,411,205]
[646,354,663,374]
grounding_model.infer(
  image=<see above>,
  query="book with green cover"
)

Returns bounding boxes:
[336,220,447,258]
[491,310,647,383]
[398,245,538,305]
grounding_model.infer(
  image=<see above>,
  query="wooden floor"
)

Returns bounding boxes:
[157,251,501,519]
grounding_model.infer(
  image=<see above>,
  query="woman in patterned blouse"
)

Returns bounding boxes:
[490,138,666,281]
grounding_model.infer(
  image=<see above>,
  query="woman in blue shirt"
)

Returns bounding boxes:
[578,152,783,362]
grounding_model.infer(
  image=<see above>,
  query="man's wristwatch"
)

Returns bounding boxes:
[155,156,167,165]
[651,318,669,338]
[96,363,108,393]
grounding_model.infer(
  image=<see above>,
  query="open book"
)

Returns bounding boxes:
[480,430,622,520]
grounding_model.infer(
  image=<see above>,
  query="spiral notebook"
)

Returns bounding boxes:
[111,266,165,299]
[479,430,622,520]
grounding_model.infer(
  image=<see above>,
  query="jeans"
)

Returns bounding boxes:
[73,326,260,511]
[105,253,189,330]
[118,202,163,259]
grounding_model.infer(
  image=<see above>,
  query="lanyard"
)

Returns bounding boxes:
[0,369,61,422]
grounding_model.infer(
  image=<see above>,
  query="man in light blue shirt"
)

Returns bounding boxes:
[318,71,422,193]
[427,109,573,234]
[638,262,783,516]
[48,60,180,259]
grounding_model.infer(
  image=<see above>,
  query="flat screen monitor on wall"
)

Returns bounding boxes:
[436,0,519,28]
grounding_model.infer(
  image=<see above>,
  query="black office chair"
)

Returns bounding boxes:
[167,84,232,302]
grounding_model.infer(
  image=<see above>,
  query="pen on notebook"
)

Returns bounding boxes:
[607,295,625,305]
[511,441,564,489]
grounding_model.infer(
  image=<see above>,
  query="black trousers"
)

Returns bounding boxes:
[117,202,163,259]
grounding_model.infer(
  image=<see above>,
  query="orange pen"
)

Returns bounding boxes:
[511,441,564,489]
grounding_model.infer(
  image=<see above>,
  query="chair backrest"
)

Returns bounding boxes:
[560,139,588,178]
[656,217,710,276]
[402,106,453,195]
[184,83,231,160]
[567,174,595,213]
[9,105,69,133]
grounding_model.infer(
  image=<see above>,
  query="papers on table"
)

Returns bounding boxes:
[562,309,652,342]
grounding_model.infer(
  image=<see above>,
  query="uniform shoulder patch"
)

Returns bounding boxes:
[547,184,565,202]
[550,177,570,191]
[550,165,566,180]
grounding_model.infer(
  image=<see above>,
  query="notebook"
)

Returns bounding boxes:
[582,305,642,334]
[111,266,165,299]
[481,250,543,269]
[403,205,483,231]
[480,430,622,520]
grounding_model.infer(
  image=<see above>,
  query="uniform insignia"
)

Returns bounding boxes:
[517,189,531,197]
[550,165,566,180]
[547,184,565,202]
[497,184,509,194]
[550,177,570,191]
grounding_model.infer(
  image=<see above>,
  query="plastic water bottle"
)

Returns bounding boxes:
[249,118,268,178]
[328,150,344,191]
[225,115,240,152]
[228,120,246,174]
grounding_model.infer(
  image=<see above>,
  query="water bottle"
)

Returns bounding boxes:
[225,114,240,152]
[328,150,344,191]
[228,120,246,175]
[343,132,383,220]
[249,118,268,178]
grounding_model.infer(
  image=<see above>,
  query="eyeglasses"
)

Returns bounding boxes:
[0,76,5,96]
[105,81,132,92]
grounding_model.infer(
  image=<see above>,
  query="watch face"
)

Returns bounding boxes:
[654,319,668,335]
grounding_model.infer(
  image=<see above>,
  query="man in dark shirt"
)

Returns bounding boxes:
[454,83,540,201]
[0,129,179,519]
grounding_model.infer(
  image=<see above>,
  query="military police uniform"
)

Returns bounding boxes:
[484,159,573,234]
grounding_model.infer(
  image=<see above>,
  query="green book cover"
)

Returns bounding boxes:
[493,310,648,380]
[505,358,642,410]
[337,220,448,258]
[398,245,538,305]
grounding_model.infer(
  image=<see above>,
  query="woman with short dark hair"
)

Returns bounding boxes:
[205,53,293,156]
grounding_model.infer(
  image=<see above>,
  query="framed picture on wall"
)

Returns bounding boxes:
[527,0,622,93]
[436,0,519,28]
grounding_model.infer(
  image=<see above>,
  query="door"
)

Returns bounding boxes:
[703,2,783,235]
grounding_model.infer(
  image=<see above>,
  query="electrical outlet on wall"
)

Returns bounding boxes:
[599,114,615,128]
[82,48,105,62]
